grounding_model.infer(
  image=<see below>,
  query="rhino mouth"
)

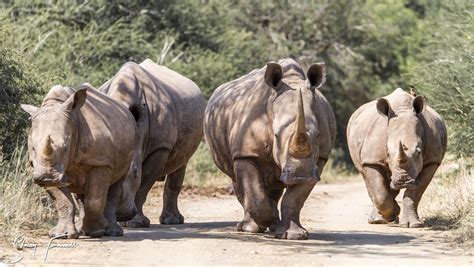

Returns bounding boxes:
[280,168,320,185]
[390,176,418,190]
[34,173,71,187]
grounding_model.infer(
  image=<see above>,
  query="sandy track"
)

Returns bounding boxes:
[1,181,472,265]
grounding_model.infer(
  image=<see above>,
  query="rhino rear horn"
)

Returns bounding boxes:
[397,141,408,166]
[43,135,53,157]
[289,88,311,158]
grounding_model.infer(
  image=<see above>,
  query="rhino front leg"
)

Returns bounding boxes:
[233,159,275,232]
[160,165,185,224]
[275,181,316,240]
[103,178,125,236]
[126,149,169,228]
[400,163,439,228]
[362,165,400,224]
[46,187,79,239]
[82,167,111,238]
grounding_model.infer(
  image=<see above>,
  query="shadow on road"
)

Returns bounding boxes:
[74,220,458,259]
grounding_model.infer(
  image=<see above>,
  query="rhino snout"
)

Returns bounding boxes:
[390,174,418,190]
[280,167,320,185]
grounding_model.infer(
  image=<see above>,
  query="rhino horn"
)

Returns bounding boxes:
[289,88,311,158]
[397,141,407,166]
[43,135,53,157]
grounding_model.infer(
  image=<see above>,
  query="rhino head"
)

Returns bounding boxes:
[21,87,87,187]
[376,94,425,190]
[264,62,326,185]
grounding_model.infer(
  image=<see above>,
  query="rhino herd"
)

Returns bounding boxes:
[21,58,446,240]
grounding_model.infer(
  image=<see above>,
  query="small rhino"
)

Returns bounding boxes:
[347,88,447,227]
[21,85,136,238]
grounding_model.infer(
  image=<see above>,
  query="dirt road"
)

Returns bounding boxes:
[2,181,472,265]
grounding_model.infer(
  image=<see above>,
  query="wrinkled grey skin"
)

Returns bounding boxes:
[204,58,336,240]
[347,88,447,227]
[100,59,206,227]
[21,85,136,238]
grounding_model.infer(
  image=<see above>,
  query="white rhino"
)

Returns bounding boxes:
[204,58,336,240]
[99,59,206,227]
[347,88,447,227]
[21,85,136,238]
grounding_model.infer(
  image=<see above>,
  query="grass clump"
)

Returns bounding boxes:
[421,157,473,246]
[0,146,54,242]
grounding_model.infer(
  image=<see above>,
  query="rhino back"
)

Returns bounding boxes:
[139,60,205,167]
[205,67,271,176]
[100,60,205,172]
[347,101,388,171]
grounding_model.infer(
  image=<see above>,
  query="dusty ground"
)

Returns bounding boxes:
[1,181,472,266]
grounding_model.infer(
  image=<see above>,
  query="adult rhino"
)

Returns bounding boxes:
[347,88,447,227]
[204,58,336,240]
[21,85,136,238]
[99,59,206,227]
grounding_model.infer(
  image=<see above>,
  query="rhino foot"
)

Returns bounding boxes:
[274,221,308,240]
[237,219,264,233]
[87,229,106,238]
[49,223,80,239]
[399,217,424,228]
[125,215,151,228]
[160,212,184,225]
[105,222,124,236]
[368,208,399,225]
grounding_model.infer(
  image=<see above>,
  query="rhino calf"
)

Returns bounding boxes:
[204,59,336,240]
[347,88,447,227]
[21,85,136,238]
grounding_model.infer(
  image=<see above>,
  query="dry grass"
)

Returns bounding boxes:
[420,157,473,246]
[0,146,55,242]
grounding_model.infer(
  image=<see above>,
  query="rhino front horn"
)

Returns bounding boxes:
[397,141,407,166]
[43,135,54,157]
[289,88,311,158]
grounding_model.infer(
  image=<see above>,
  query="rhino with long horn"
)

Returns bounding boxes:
[204,58,336,240]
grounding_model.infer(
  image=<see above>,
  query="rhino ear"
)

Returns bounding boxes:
[413,95,425,114]
[376,98,393,118]
[62,88,87,113]
[21,104,39,117]
[307,62,326,89]
[264,62,283,89]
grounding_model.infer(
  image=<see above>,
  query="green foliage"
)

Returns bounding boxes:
[0,0,471,164]
[0,26,49,159]
[405,1,473,157]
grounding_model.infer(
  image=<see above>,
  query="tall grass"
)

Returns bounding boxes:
[0,145,55,241]
[420,157,473,246]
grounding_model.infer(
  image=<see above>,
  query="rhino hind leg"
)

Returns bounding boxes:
[160,165,185,224]
[362,166,400,224]
[47,187,80,239]
[103,178,125,236]
[400,163,439,228]
[233,159,275,232]
[82,167,111,238]
[126,149,170,228]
